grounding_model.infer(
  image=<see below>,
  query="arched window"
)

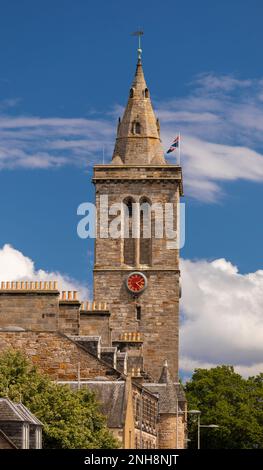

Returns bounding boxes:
[123,197,135,266]
[145,88,149,98]
[132,120,141,135]
[140,197,152,265]
[129,88,134,98]
[126,198,132,217]
[135,122,141,134]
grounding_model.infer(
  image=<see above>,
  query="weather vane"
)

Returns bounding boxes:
[132,30,144,60]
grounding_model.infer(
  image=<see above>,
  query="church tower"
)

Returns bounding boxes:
[93,52,183,382]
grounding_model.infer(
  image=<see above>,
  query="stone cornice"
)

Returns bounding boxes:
[94,267,180,273]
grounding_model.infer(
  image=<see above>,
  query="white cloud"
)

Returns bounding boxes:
[0,244,88,300]
[178,136,263,202]
[194,73,252,92]
[0,114,115,170]
[2,72,263,201]
[180,257,263,377]
[156,73,263,200]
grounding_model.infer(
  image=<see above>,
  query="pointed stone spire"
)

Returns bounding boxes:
[112,58,166,165]
[158,359,173,384]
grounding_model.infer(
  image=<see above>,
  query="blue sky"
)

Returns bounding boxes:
[0,0,263,376]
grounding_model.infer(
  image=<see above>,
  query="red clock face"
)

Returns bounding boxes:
[126,272,147,294]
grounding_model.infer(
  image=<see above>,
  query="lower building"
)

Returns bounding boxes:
[0,398,43,449]
[0,283,187,448]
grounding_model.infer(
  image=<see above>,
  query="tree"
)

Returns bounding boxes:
[185,365,263,449]
[0,349,119,449]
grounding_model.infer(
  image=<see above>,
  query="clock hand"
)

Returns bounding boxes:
[136,280,144,288]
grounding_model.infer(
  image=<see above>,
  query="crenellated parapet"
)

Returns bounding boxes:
[80,301,108,311]
[60,291,79,301]
[119,332,143,342]
[0,281,58,291]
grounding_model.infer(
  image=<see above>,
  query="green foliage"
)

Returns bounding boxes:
[185,365,263,449]
[0,349,119,449]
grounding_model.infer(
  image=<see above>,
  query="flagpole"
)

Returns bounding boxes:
[179,132,181,165]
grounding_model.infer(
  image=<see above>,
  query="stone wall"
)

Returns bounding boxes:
[58,300,80,335]
[94,270,180,382]
[80,311,111,345]
[158,414,185,449]
[0,291,59,331]
[0,331,120,381]
[93,166,182,382]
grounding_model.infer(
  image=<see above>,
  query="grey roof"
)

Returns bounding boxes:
[0,398,26,422]
[58,380,126,428]
[144,361,186,415]
[15,403,43,426]
[142,360,187,414]
[0,398,42,426]
[158,360,172,384]
[145,383,180,414]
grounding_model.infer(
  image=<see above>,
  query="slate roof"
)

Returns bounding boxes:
[59,380,126,428]
[143,361,186,414]
[15,403,43,426]
[0,398,26,422]
[0,398,43,426]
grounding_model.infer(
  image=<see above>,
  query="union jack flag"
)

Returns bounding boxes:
[166,135,180,154]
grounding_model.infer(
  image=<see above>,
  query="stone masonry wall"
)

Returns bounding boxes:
[80,312,111,345]
[58,301,80,335]
[94,270,180,382]
[93,166,182,382]
[0,331,120,381]
[158,414,185,449]
[0,292,59,331]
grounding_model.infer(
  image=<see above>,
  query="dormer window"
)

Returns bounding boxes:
[144,88,149,98]
[132,121,141,135]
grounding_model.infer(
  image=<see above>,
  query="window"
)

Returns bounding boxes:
[126,198,133,217]
[130,88,134,98]
[136,305,141,321]
[140,198,152,265]
[132,121,141,135]
[123,198,135,265]
[135,122,141,134]
[144,88,149,98]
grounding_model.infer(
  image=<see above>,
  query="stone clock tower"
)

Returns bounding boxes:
[93,55,183,382]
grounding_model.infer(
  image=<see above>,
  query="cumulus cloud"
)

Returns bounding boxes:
[0,244,88,300]
[180,257,263,377]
